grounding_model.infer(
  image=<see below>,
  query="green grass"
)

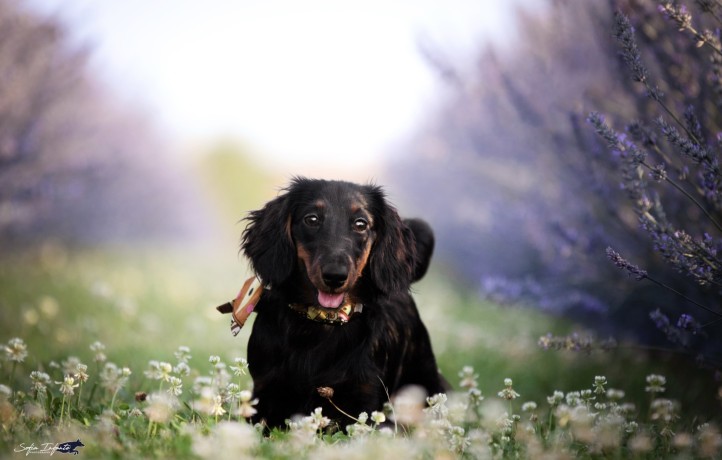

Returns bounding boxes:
[1,244,720,458]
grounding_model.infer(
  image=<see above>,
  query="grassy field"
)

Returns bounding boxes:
[0,243,720,458]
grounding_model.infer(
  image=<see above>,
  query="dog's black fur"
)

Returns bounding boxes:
[241,177,446,429]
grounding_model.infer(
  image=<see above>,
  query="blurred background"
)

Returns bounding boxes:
[2,0,720,415]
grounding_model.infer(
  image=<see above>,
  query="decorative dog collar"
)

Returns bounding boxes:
[216,276,264,336]
[288,301,363,325]
[217,276,363,332]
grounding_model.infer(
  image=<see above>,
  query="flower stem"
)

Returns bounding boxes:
[59,395,66,424]
[326,397,361,423]
[9,362,17,400]
[110,388,120,412]
[76,383,83,410]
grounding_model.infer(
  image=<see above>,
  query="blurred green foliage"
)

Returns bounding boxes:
[195,140,277,224]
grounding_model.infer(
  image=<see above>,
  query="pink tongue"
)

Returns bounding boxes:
[317,291,345,309]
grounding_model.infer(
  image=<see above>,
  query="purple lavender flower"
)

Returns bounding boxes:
[613,11,649,83]
[606,247,648,280]
[676,314,702,334]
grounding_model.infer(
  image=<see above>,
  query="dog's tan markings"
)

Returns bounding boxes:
[350,193,369,214]
[296,242,313,272]
[354,238,374,281]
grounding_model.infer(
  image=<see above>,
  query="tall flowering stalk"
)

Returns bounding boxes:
[587,4,722,367]
[56,375,79,423]
[5,338,27,395]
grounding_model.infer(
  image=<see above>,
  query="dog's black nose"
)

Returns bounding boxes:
[322,267,348,289]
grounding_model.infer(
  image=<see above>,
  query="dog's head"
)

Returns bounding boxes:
[241,178,417,306]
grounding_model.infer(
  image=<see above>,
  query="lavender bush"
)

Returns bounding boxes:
[390,0,722,366]
[0,0,206,244]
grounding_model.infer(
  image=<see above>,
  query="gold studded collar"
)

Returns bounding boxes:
[288,301,363,325]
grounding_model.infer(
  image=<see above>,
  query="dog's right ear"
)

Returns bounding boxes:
[241,194,295,286]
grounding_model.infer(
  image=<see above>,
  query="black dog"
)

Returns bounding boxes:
[241,177,446,428]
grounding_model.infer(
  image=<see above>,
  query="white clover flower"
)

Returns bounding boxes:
[174,346,191,363]
[230,357,249,376]
[99,362,130,393]
[195,421,258,458]
[565,391,581,406]
[606,388,625,400]
[458,366,478,389]
[62,356,82,376]
[5,337,28,363]
[594,375,608,394]
[74,363,89,383]
[468,387,484,406]
[211,394,226,417]
[158,362,173,382]
[144,360,162,380]
[521,401,537,412]
[371,410,386,425]
[57,375,79,396]
[495,412,514,435]
[192,421,258,459]
[29,371,51,395]
[547,390,564,406]
[392,385,426,425]
[618,402,636,416]
[225,383,242,402]
[168,376,183,396]
[238,395,259,419]
[624,420,639,434]
[208,355,221,365]
[650,398,676,422]
[347,417,373,437]
[144,391,179,423]
[629,432,653,453]
[174,362,191,377]
[497,378,520,400]
[214,361,227,373]
[645,374,666,393]
[449,425,470,454]
[309,407,330,429]
[89,341,107,363]
[425,393,449,419]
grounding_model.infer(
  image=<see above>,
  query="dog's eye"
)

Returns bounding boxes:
[353,218,369,232]
[304,214,320,227]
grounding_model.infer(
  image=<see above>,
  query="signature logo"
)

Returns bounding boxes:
[14,439,84,456]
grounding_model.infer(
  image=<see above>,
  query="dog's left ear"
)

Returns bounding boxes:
[367,192,417,293]
[241,194,295,286]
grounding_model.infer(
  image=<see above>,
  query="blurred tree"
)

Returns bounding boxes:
[0,0,206,244]
[391,0,721,363]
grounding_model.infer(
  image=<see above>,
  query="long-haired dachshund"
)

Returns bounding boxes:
[239,177,447,428]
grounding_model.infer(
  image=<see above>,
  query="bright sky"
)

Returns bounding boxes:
[26,0,533,176]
